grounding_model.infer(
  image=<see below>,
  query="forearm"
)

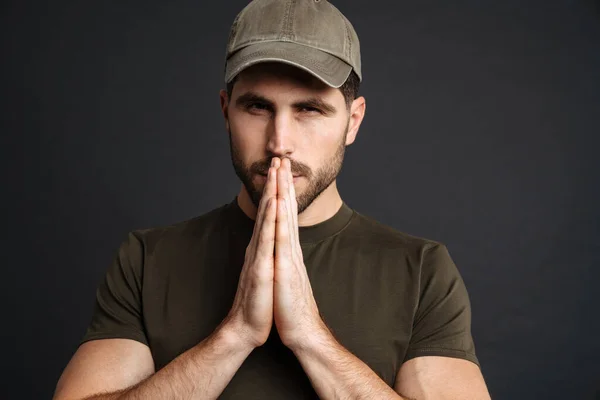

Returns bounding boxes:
[290,327,404,400]
[84,325,254,400]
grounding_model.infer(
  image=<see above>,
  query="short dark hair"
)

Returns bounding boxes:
[226,69,360,110]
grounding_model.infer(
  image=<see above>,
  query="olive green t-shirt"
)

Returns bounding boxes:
[80,196,479,397]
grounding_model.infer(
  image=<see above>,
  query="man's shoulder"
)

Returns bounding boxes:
[128,201,231,246]
[348,208,443,253]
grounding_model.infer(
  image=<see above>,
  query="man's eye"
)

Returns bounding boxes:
[299,106,320,114]
[248,103,268,111]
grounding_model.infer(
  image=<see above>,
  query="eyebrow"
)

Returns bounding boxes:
[235,92,274,109]
[234,91,337,115]
[292,97,337,115]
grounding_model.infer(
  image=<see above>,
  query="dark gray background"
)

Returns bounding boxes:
[2,0,599,399]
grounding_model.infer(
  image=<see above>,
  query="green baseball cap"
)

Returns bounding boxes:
[224,0,362,88]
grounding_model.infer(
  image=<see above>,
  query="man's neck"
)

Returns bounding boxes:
[237,182,343,227]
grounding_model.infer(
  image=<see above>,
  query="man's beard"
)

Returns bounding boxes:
[228,126,348,215]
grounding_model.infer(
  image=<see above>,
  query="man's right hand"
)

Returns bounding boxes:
[223,159,279,348]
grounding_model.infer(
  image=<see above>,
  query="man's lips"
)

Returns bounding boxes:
[256,173,302,180]
[257,172,302,178]
[258,172,302,178]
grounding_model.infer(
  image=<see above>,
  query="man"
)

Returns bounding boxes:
[54,0,491,399]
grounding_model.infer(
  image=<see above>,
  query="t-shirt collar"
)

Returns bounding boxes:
[226,195,354,245]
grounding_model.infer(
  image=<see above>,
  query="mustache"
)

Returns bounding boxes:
[252,158,310,177]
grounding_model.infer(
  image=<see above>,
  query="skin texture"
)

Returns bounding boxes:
[222,155,278,348]
[229,126,347,215]
[271,156,326,350]
[220,62,366,227]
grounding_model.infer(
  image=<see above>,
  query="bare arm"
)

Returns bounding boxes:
[290,323,405,399]
[289,323,491,400]
[394,356,491,400]
[53,322,254,400]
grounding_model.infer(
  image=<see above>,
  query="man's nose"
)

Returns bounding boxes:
[266,111,296,157]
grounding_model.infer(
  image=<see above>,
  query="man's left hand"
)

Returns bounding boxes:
[272,157,326,350]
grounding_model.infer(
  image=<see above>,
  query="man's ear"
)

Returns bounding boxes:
[345,96,366,146]
[219,89,230,132]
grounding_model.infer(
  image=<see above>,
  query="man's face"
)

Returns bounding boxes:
[224,63,351,214]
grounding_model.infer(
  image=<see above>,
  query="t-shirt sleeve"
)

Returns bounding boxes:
[79,231,149,347]
[403,242,480,367]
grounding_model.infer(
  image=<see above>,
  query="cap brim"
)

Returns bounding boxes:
[225,41,352,88]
